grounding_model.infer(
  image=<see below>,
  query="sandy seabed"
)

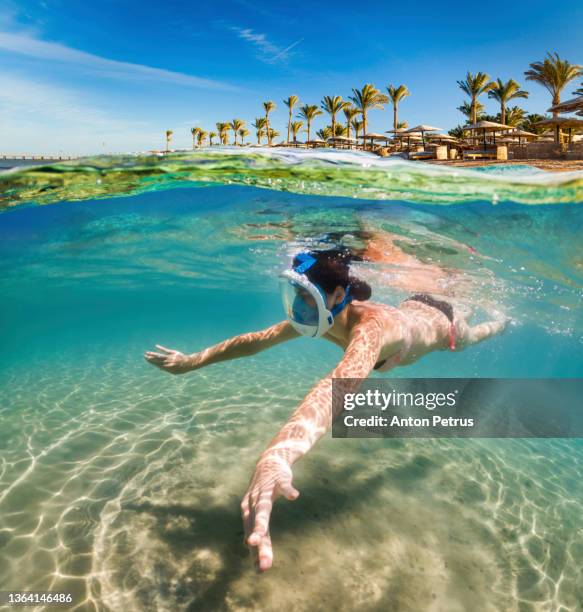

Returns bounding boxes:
[1,350,582,612]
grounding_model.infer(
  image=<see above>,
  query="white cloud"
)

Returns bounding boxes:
[0,30,236,90]
[0,73,169,155]
[231,27,302,64]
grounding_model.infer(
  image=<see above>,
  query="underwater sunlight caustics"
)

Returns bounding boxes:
[0,150,583,611]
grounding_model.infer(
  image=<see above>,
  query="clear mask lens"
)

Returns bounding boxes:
[281,281,320,326]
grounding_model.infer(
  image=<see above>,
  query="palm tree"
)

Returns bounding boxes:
[165,130,173,152]
[268,128,279,143]
[349,84,388,136]
[298,104,323,141]
[321,96,349,141]
[238,128,250,145]
[222,124,231,145]
[330,123,347,137]
[457,72,495,124]
[215,122,223,144]
[496,106,526,127]
[397,120,408,129]
[575,83,583,96]
[209,131,217,146]
[352,119,364,140]
[230,119,245,145]
[525,53,582,116]
[252,117,267,144]
[284,95,300,143]
[197,130,208,147]
[316,127,331,141]
[190,127,200,149]
[487,79,529,125]
[457,100,485,122]
[216,122,230,145]
[504,106,527,127]
[263,101,276,145]
[386,84,410,132]
[343,106,360,139]
[290,120,303,143]
[521,113,548,135]
[448,125,466,139]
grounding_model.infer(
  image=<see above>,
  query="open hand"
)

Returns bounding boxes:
[241,456,299,572]
[144,344,197,374]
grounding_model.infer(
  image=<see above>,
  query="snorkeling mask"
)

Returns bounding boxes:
[279,253,352,338]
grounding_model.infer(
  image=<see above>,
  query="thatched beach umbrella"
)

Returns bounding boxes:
[327,135,357,149]
[394,130,422,148]
[361,132,389,140]
[327,136,357,143]
[385,127,408,146]
[305,138,325,148]
[498,128,537,145]
[547,96,583,115]
[427,133,458,142]
[361,132,389,149]
[534,116,583,143]
[404,124,442,148]
[462,120,512,149]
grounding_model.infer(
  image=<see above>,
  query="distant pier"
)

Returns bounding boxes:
[0,155,78,170]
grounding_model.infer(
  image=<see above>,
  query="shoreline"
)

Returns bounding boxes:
[3,152,583,174]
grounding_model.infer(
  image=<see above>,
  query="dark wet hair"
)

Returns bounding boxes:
[292,247,372,301]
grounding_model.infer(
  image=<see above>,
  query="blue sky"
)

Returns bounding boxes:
[1,0,582,154]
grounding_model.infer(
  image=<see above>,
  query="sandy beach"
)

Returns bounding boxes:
[427,158,583,172]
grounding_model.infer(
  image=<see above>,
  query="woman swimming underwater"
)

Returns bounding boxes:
[144,247,506,572]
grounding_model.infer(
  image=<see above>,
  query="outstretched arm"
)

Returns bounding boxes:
[241,316,384,571]
[144,321,299,374]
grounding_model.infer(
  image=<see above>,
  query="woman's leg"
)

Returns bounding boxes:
[456,317,507,348]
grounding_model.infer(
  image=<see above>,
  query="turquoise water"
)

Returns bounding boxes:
[1,151,582,611]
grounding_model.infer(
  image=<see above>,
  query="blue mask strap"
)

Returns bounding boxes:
[330,286,352,316]
[293,253,317,274]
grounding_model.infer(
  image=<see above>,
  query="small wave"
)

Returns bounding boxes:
[1,148,583,211]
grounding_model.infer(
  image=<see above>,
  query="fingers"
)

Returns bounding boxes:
[240,462,297,573]
[248,496,273,541]
[256,533,273,572]
[241,496,251,541]
[244,494,275,571]
[155,344,175,354]
[278,481,300,501]
[144,354,169,369]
